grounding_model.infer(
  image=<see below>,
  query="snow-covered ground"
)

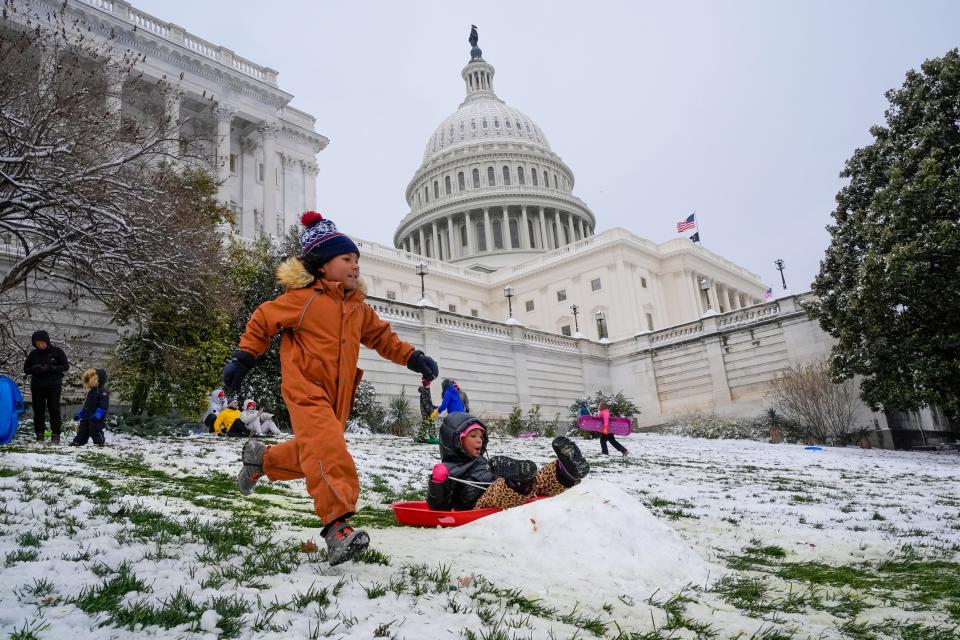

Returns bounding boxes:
[1,430,958,639]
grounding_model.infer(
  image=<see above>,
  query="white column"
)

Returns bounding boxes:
[465,210,477,256]
[576,218,584,240]
[565,212,576,246]
[520,206,531,249]
[418,227,426,256]
[160,83,181,157]
[213,106,235,201]
[692,271,704,314]
[431,222,440,259]
[730,288,741,310]
[501,208,509,249]
[446,216,456,259]
[483,208,492,253]
[105,67,125,130]
[260,122,279,237]
[539,207,549,250]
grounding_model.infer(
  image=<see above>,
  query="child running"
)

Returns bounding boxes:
[426,412,590,511]
[224,211,438,565]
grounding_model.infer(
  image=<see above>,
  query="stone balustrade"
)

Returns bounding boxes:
[76,0,278,86]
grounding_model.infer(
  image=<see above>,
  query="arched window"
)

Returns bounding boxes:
[553,174,559,189]
[509,219,519,248]
[531,169,539,186]
[472,168,480,188]
[517,167,525,185]
[471,120,477,131]
[445,175,452,195]
[505,120,511,129]
[482,119,488,129]
[476,221,486,252]
[433,180,439,199]
[502,166,511,186]
[457,172,465,191]
[424,186,429,203]
[487,166,495,186]
[528,219,538,249]
[492,219,503,249]
[460,223,467,247]
[494,118,500,129]
[543,170,549,187]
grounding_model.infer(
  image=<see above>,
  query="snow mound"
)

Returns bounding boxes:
[437,479,713,599]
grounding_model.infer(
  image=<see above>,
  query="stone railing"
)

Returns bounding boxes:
[74,0,278,86]
[716,301,782,330]
[435,314,511,339]
[367,301,423,325]
[649,322,704,346]
[522,330,581,353]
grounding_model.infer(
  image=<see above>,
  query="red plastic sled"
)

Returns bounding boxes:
[390,498,546,528]
[577,415,631,436]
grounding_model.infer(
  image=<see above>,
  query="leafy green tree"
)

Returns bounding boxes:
[808,49,960,420]
[110,169,233,416]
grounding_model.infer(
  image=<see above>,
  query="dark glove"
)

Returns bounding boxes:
[74,410,85,421]
[406,350,438,381]
[92,408,105,421]
[223,351,256,393]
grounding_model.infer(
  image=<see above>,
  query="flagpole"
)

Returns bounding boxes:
[694,210,701,244]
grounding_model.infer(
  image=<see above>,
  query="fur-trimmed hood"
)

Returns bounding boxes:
[275,256,367,295]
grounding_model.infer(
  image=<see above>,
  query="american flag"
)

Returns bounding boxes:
[676,213,696,233]
[763,287,773,300]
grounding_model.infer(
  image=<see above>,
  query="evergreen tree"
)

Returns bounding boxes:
[809,49,960,420]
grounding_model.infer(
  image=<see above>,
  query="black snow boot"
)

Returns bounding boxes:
[489,456,537,494]
[552,437,590,479]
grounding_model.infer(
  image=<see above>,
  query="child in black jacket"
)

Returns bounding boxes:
[70,368,109,447]
[427,413,590,511]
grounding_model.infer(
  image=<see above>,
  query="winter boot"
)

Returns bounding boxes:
[50,435,60,445]
[35,435,44,443]
[489,456,537,494]
[552,436,590,479]
[324,520,370,566]
[426,464,453,510]
[237,440,266,496]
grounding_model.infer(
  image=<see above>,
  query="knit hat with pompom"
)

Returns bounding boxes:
[298,211,360,264]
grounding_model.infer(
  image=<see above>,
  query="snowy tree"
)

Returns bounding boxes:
[0,2,224,361]
[808,49,960,420]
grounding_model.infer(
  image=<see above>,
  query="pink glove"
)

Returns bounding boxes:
[431,464,449,483]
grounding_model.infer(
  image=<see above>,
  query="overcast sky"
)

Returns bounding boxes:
[133,0,959,291]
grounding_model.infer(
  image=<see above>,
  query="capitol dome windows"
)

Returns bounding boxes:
[433,180,439,199]
[543,170,549,187]
[502,166,511,186]
[458,172,465,191]
[487,166,495,186]
[531,170,539,187]
[494,118,500,129]
[509,219,520,248]
[445,176,452,195]
[482,119,488,130]
[476,221,486,251]
[472,168,480,188]
[471,120,476,131]
[505,120,511,129]
[517,167,525,185]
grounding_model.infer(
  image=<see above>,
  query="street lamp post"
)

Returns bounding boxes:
[595,310,608,341]
[415,261,428,300]
[503,285,515,320]
[570,304,580,334]
[774,258,787,290]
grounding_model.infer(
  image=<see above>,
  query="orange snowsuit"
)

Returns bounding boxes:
[238,260,415,524]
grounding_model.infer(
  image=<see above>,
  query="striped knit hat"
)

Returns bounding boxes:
[299,211,359,264]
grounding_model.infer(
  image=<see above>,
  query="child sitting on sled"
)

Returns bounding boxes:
[426,412,590,511]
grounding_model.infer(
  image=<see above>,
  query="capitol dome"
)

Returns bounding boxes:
[394,33,596,270]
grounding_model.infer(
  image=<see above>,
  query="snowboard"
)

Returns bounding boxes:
[576,415,631,436]
[0,375,25,445]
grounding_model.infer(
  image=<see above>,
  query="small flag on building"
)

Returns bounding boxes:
[689,232,700,243]
[676,213,696,233]
[763,287,773,300]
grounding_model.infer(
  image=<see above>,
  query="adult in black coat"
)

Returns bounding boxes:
[23,330,69,443]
